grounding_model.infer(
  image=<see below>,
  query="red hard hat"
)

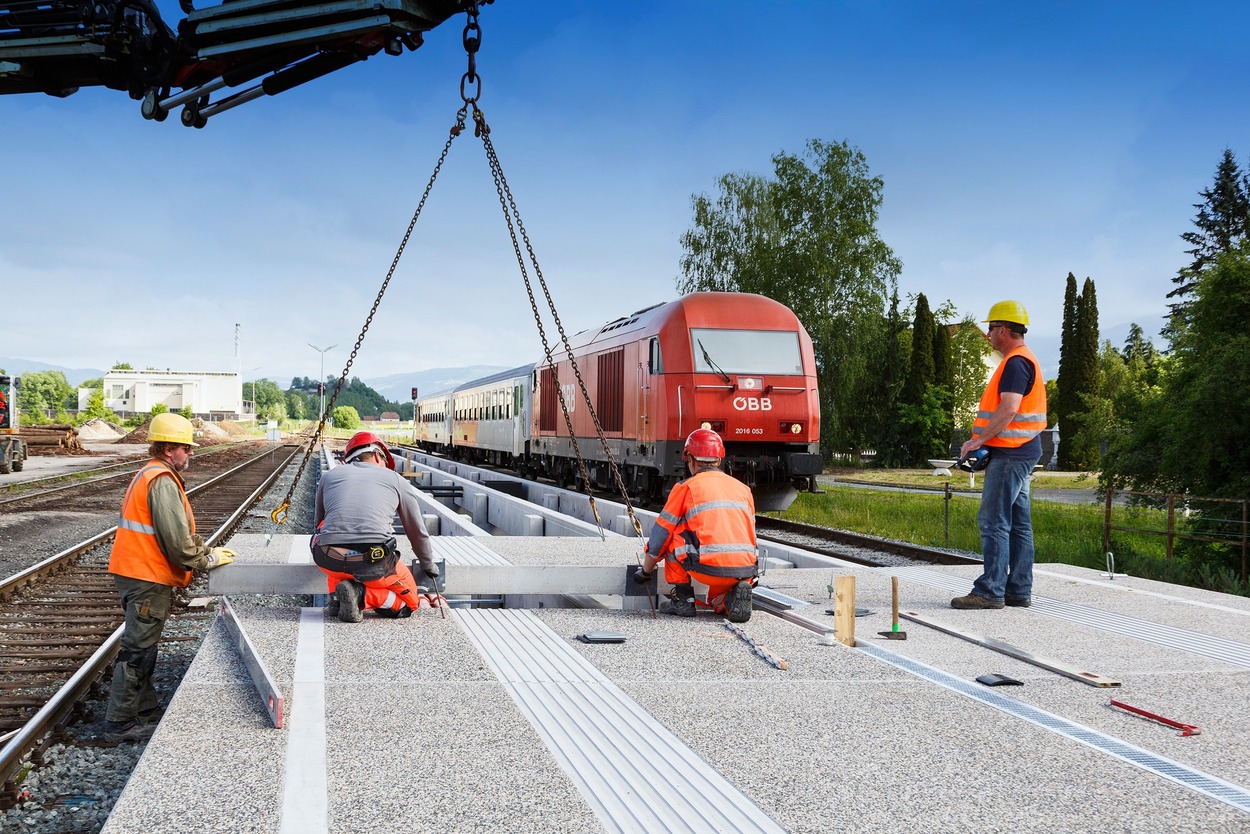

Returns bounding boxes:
[684,427,725,461]
[344,431,395,470]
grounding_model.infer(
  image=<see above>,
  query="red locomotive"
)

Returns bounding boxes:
[416,292,822,511]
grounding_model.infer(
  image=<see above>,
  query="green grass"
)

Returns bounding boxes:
[776,480,1249,597]
[825,467,1098,492]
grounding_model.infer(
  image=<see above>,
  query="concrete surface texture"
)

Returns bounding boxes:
[101,534,1250,833]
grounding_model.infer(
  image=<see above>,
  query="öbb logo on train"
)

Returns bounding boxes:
[732,397,772,411]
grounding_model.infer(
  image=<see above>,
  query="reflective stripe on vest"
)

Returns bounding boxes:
[109,461,195,588]
[656,470,758,579]
[972,345,1048,448]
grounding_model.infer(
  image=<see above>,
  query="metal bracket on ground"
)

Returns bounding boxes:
[219,596,284,728]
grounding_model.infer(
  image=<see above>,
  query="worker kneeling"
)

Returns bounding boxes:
[312,431,439,623]
[633,428,758,622]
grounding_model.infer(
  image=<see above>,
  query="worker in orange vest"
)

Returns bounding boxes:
[105,413,236,743]
[633,428,758,622]
[952,300,1048,610]
[312,431,438,622]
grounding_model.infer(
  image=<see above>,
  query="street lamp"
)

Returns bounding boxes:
[249,366,262,420]
[307,343,336,424]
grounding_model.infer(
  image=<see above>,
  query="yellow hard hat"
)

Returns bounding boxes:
[983,300,1029,326]
[149,413,199,446]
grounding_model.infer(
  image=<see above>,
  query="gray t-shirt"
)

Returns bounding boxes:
[313,461,435,571]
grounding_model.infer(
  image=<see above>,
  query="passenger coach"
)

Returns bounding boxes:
[415,292,821,511]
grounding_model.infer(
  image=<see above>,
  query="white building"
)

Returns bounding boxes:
[99,370,245,419]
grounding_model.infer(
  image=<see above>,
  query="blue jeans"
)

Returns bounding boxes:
[972,455,1039,601]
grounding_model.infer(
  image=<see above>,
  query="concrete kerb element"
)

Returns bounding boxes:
[210,563,643,597]
[395,452,617,538]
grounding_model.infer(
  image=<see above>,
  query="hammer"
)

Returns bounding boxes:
[879,576,907,640]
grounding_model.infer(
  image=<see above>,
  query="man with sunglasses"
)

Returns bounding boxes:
[951,301,1048,611]
[105,412,235,742]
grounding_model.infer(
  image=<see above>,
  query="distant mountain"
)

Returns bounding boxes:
[0,357,105,387]
[365,365,509,402]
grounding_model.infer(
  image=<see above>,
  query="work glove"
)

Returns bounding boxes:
[424,564,440,579]
[632,566,654,585]
[206,547,236,569]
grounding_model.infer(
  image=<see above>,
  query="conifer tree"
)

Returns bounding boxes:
[1070,278,1101,468]
[1168,149,1250,327]
[1055,273,1080,468]
[869,289,908,466]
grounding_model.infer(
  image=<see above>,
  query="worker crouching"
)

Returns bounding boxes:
[633,428,758,622]
[312,431,438,623]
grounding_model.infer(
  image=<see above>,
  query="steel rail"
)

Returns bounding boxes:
[0,441,257,504]
[755,515,983,567]
[0,443,305,798]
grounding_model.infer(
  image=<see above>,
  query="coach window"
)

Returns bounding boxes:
[649,337,663,374]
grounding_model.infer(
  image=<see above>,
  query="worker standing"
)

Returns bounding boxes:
[104,413,235,743]
[633,428,758,622]
[312,431,437,623]
[951,300,1048,610]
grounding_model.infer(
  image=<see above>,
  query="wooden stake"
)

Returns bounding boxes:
[834,575,856,646]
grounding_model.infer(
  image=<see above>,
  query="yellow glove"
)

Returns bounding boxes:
[206,547,236,569]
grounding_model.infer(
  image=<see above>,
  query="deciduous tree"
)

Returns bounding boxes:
[678,138,901,454]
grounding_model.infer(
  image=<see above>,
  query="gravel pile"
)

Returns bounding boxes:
[0,450,319,834]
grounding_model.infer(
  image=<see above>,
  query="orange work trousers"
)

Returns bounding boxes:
[320,561,425,613]
[663,562,746,615]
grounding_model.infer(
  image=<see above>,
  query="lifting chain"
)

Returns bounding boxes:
[273,0,649,581]
[475,109,645,541]
[270,91,471,524]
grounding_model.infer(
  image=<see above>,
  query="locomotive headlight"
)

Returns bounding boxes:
[781,421,803,434]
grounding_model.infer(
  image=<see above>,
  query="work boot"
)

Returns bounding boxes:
[659,584,696,618]
[950,593,1005,610]
[725,581,753,623]
[102,719,156,744]
[324,598,340,617]
[1005,596,1032,608]
[335,580,364,623]
[375,606,414,619]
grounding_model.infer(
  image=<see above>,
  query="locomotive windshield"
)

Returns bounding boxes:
[689,329,803,375]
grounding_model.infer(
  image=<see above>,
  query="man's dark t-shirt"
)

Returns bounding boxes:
[994,356,1041,461]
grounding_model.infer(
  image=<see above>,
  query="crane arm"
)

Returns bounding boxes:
[0,0,467,127]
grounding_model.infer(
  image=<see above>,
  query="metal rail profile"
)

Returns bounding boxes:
[218,597,284,728]
[456,608,787,834]
[898,610,1122,687]
[889,564,1250,671]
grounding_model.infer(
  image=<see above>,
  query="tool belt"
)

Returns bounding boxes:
[310,536,399,581]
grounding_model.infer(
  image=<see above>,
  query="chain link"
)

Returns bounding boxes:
[273,0,648,567]
[272,107,468,523]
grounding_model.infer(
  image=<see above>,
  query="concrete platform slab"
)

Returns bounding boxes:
[102,537,1250,833]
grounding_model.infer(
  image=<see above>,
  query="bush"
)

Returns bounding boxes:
[332,405,360,430]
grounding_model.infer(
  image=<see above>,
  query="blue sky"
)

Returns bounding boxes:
[3,0,1248,387]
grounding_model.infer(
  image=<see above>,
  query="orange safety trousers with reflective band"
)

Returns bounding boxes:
[109,461,195,588]
[321,561,429,612]
[654,469,757,609]
[972,345,1047,448]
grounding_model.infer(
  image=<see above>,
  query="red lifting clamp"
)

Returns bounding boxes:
[1109,698,1202,736]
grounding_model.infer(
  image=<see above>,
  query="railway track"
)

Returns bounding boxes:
[755,516,983,568]
[0,442,306,806]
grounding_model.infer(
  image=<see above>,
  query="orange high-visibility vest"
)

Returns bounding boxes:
[654,469,758,579]
[973,345,1048,448]
[109,461,195,587]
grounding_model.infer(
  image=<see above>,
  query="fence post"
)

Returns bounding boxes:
[944,482,951,545]
[1242,499,1248,584]
[1166,495,1176,559]
[1103,490,1113,556]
